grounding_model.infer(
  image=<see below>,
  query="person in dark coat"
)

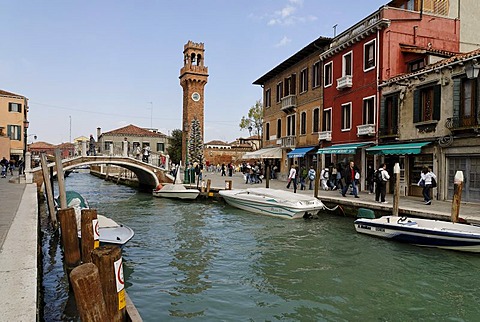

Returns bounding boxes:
[341,161,360,198]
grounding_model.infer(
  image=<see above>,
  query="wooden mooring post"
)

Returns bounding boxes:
[40,153,57,227]
[55,148,67,209]
[451,171,464,223]
[392,163,400,217]
[81,209,99,263]
[91,246,126,321]
[58,208,81,273]
[70,263,109,322]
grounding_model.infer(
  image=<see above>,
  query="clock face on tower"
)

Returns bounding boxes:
[191,92,201,102]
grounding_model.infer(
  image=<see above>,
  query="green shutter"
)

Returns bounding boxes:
[393,95,399,131]
[413,89,420,123]
[379,97,386,131]
[452,78,461,128]
[433,84,441,120]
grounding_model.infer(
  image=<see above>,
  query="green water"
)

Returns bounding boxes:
[46,173,480,321]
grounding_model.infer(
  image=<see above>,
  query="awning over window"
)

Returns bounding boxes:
[242,147,283,159]
[317,142,371,154]
[287,146,316,158]
[366,142,431,155]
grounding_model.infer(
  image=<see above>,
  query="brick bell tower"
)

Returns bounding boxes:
[179,40,208,165]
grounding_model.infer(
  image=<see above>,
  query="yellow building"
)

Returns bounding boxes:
[0,90,29,162]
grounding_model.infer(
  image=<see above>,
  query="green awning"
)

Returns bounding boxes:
[317,142,371,154]
[366,142,431,155]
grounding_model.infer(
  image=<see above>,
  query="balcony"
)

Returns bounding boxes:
[336,75,353,90]
[281,95,296,112]
[446,116,480,132]
[357,124,376,137]
[281,136,296,148]
[318,131,332,141]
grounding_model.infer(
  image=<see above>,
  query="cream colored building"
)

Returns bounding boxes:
[0,90,28,162]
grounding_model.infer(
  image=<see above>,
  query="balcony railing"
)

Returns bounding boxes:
[336,75,353,89]
[446,116,480,131]
[281,95,297,112]
[281,136,296,148]
[357,124,376,136]
[318,131,332,141]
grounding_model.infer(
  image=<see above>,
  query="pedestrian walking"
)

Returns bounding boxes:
[320,166,330,190]
[299,165,307,190]
[374,163,390,203]
[0,156,8,178]
[418,167,437,205]
[286,162,298,193]
[88,134,96,156]
[307,166,316,190]
[341,161,360,198]
[366,164,375,194]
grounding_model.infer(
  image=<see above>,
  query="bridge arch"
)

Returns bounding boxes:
[30,156,172,190]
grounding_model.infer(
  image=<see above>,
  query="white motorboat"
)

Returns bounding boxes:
[152,163,200,200]
[219,187,328,219]
[59,191,135,246]
[354,215,480,253]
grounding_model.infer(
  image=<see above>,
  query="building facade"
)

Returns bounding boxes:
[253,37,331,178]
[377,48,480,202]
[0,90,29,162]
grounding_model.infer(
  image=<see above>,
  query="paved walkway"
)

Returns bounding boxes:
[0,175,38,321]
[196,171,480,224]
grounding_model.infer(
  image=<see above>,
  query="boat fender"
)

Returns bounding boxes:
[155,184,163,191]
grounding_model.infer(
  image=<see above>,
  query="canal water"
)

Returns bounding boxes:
[42,172,480,321]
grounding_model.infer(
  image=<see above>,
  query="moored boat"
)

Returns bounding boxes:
[152,162,200,200]
[354,215,480,252]
[219,187,328,219]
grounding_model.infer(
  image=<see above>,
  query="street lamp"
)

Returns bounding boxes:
[23,119,29,161]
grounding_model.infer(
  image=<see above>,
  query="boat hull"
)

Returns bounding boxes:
[355,216,480,252]
[152,190,200,200]
[220,188,324,219]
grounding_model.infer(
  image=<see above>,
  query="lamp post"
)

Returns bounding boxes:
[23,119,29,161]
[465,61,480,79]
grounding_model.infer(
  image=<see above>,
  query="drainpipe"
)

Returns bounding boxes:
[420,0,424,19]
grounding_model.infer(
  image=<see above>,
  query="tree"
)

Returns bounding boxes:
[167,129,182,165]
[239,100,263,145]
[187,117,204,165]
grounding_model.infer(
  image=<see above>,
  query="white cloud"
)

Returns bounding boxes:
[266,0,314,27]
[275,36,292,47]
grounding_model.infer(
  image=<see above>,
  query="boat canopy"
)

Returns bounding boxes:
[242,147,282,159]
[366,142,431,155]
[287,146,316,158]
[317,142,371,154]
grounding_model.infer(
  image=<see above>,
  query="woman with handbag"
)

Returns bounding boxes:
[418,167,437,205]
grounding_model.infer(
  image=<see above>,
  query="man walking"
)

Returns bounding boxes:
[375,163,390,203]
[341,161,360,198]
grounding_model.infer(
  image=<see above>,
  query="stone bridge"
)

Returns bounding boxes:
[27,155,172,190]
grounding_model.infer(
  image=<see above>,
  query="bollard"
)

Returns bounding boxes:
[70,263,109,322]
[58,208,81,273]
[206,179,212,197]
[92,246,126,321]
[451,171,464,223]
[81,209,99,263]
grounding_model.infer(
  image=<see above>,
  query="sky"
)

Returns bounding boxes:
[1,0,386,145]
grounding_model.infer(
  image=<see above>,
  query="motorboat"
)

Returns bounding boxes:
[152,163,200,200]
[354,215,480,253]
[58,191,135,246]
[219,187,329,219]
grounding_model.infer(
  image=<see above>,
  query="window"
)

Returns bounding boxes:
[362,96,375,124]
[7,125,21,141]
[8,102,22,113]
[300,68,308,93]
[341,103,351,131]
[408,59,425,73]
[287,114,296,136]
[265,89,271,108]
[104,141,113,151]
[324,62,333,87]
[343,52,352,76]
[364,39,376,71]
[380,94,399,136]
[300,112,307,135]
[459,78,478,127]
[265,123,270,140]
[413,84,441,122]
[313,108,320,132]
[157,143,165,152]
[276,82,283,102]
[322,108,332,131]
[284,74,296,96]
[312,61,321,88]
[277,119,282,138]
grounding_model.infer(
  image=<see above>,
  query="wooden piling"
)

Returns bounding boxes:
[206,179,211,197]
[40,153,57,227]
[91,246,126,321]
[55,149,67,209]
[81,209,99,263]
[58,208,81,271]
[70,263,109,322]
[314,159,320,198]
[451,171,464,223]
[392,163,400,217]
[265,165,270,189]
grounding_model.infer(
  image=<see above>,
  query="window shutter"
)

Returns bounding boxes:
[433,84,441,120]
[452,78,461,128]
[291,74,296,95]
[7,125,12,138]
[305,68,308,91]
[476,78,480,125]
[413,89,420,123]
[379,98,386,130]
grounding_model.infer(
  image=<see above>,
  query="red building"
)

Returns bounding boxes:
[317,0,477,188]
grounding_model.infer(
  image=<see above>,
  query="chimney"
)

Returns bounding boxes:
[97,127,101,140]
